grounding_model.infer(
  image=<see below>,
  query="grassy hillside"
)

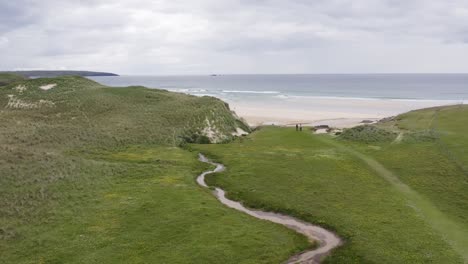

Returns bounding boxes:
[0,77,309,263]
[0,73,27,86]
[193,105,468,263]
[367,105,468,228]
[377,104,468,173]
[368,105,468,259]
[0,76,249,146]
[4,77,466,264]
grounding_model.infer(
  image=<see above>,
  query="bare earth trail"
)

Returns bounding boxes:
[197,154,342,264]
[321,138,468,263]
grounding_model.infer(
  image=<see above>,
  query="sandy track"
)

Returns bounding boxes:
[197,154,342,264]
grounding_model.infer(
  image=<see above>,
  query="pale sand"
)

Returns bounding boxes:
[228,96,464,128]
[40,84,57,90]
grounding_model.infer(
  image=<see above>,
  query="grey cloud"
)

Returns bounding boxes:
[1,0,468,74]
[0,1,39,33]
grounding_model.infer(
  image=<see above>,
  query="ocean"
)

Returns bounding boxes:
[89,74,468,101]
[88,74,468,125]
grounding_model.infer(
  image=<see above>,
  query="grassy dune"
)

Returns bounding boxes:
[0,77,307,263]
[193,106,468,263]
[372,105,468,226]
[0,73,27,86]
[368,105,468,260]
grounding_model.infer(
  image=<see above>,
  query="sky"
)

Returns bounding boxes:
[1,0,468,75]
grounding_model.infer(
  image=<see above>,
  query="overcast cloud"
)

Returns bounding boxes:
[1,0,468,74]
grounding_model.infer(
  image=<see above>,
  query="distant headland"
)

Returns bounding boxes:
[0,70,118,78]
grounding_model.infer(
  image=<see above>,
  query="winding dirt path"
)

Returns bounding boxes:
[197,154,342,264]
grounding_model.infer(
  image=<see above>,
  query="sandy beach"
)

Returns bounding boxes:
[228,96,464,128]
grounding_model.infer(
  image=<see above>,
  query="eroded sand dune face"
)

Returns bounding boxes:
[14,85,27,94]
[39,84,57,91]
[5,95,55,109]
[4,83,57,109]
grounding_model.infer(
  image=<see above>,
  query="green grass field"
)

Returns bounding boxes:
[2,145,308,263]
[1,76,309,263]
[193,105,468,263]
[2,75,467,263]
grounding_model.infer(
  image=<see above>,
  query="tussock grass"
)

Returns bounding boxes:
[0,73,27,86]
[1,77,308,264]
[339,125,397,143]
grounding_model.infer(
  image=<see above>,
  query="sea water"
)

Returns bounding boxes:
[89,74,468,102]
[89,74,468,124]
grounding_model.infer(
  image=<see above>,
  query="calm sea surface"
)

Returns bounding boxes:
[89,74,468,102]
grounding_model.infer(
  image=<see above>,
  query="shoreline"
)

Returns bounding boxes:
[227,97,464,128]
[87,75,467,128]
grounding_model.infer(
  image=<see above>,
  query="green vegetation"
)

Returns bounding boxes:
[0,76,246,146]
[368,105,468,258]
[379,104,468,172]
[193,105,468,263]
[3,76,467,263]
[2,145,307,263]
[338,125,397,143]
[0,73,27,86]
[1,76,309,263]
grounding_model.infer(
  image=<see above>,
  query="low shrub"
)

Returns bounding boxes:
[339,125,397,143]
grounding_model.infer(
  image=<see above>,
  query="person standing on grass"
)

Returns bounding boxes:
[296,124,299,131]
[300,124,303,131]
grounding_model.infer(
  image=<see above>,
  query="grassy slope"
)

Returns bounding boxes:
[365,105,468,260]
[0,77,307,263]
[371,105,468,226]
[193,127,464,263]
[0,73,27,86]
